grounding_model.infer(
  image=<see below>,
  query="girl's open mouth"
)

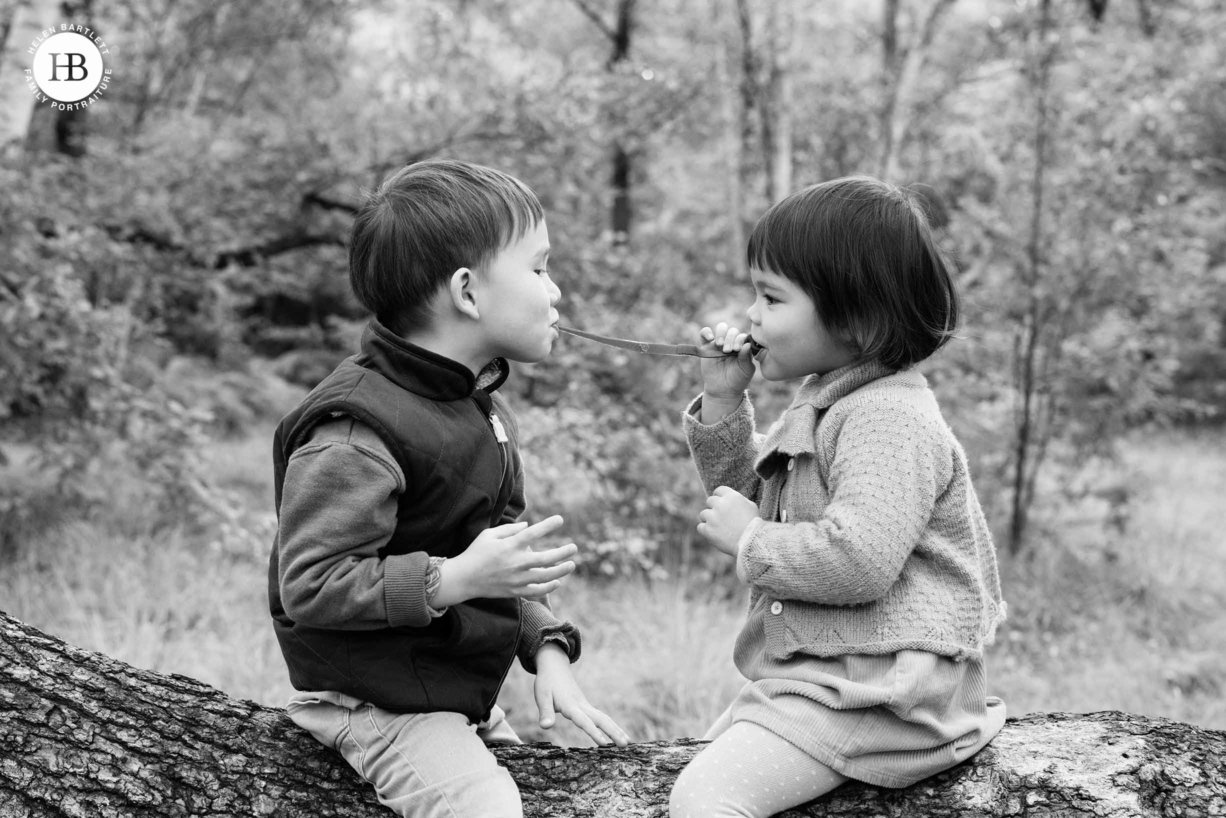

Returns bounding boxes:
[748,337,766,359]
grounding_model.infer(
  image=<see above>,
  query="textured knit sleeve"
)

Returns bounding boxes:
[736,397,952,605]
[276,418,437,629]
[681,391,765,502]
[516,600,582,673]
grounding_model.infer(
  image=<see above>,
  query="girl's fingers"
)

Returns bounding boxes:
[722,326,739,351]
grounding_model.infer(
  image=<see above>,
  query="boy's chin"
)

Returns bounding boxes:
[503,341,553,364]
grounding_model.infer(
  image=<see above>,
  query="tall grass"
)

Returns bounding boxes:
[2,421,1224,745]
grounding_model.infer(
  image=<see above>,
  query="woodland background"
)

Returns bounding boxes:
[1,0,1225,747]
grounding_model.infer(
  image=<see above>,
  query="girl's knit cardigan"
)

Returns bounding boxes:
[683,360,1006,662]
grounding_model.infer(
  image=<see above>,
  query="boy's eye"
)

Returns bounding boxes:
[535,268,548,276]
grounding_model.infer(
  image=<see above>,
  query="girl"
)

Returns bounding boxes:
[671,176,1007,818]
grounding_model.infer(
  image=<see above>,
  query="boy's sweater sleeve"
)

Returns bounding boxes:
[680,392,765,502]
[517,600,582,673]
[277,418,436,630]
[736,400,950,605]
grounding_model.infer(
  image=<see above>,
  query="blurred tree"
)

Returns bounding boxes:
[878,0,958,183]
[0,0,60,150]
[570,0,639,241]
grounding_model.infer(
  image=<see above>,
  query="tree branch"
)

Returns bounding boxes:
[2,610,1225,816]
[568,0,618,42]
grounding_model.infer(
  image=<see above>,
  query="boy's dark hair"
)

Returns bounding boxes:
[747,175,960,371]
[349,159,544,335]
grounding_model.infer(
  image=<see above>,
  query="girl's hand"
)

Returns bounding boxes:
[699,322,756,399]
[533,643,630,747]
[697,486,759,557]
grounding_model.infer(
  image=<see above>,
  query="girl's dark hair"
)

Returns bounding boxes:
[747,175,960,371]
[349,159,544,335]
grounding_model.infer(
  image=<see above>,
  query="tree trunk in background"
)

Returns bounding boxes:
[609,0,635,242]
[1008,0,1059,555]
[3,611,1225,817]
[735,0,794,204]
[717,0,747,279]
[760,0,793,202]
[54,0,92,157]
[0,0,55,151]
[878,0,958,182]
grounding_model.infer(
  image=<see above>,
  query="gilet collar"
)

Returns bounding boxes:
[359,320,509,401]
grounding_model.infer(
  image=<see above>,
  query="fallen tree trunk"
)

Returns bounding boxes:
[1,611,1223,817]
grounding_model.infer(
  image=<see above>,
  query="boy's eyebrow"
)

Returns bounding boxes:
[532,246,551,264]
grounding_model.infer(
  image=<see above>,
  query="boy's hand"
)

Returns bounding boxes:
[697,486,758,557]
[533,643,629,747]
[698,322,756,423]
[432,516,576,607]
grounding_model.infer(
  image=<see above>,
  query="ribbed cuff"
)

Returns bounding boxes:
[383,551,432,628]
[682,391,751,433]
[517,600,582,674]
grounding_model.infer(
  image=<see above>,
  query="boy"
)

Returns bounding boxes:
[269,159,628,818]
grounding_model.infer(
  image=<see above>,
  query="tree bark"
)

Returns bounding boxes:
[3,612,1225,817]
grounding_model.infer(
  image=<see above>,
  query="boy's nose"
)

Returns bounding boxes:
[547,274,562,305]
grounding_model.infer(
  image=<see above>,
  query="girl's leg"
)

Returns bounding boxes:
[670,721,848,818]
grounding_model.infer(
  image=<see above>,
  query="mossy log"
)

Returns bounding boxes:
[2,611,1223,817]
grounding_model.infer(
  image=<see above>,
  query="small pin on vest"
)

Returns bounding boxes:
[489,414,509,443]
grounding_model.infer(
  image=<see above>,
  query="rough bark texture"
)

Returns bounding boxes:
[2,610,1224,817]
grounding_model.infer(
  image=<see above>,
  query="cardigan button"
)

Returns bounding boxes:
[770,601,783,615]
[787,458,795,471]
[780,509,788,523]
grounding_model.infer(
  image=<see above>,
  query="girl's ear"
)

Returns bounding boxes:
[447,267,481,320]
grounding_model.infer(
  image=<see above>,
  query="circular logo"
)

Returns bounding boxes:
[31,31,105,103]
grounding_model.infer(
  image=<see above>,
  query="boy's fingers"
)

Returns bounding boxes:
[535,686,556,729]
[589,708,630,747]
[528,561,576,582]
[564,708,609,746]
[530,543,579,565]
[517,515,565,539]
[490,520,531,537]
[520,580,563,597]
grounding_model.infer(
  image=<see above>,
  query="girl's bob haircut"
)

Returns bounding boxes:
[747,175,960,371]
[349,159,544,335]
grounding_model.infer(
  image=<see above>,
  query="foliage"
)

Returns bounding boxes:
[2,0,1225,566]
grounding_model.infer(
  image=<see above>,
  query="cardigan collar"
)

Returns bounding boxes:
[358,319,509,401]
[754,359,910,469]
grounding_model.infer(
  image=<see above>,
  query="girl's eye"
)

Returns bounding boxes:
[763,294,777,305]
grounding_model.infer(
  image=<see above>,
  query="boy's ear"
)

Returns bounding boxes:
[447,267,481,320]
